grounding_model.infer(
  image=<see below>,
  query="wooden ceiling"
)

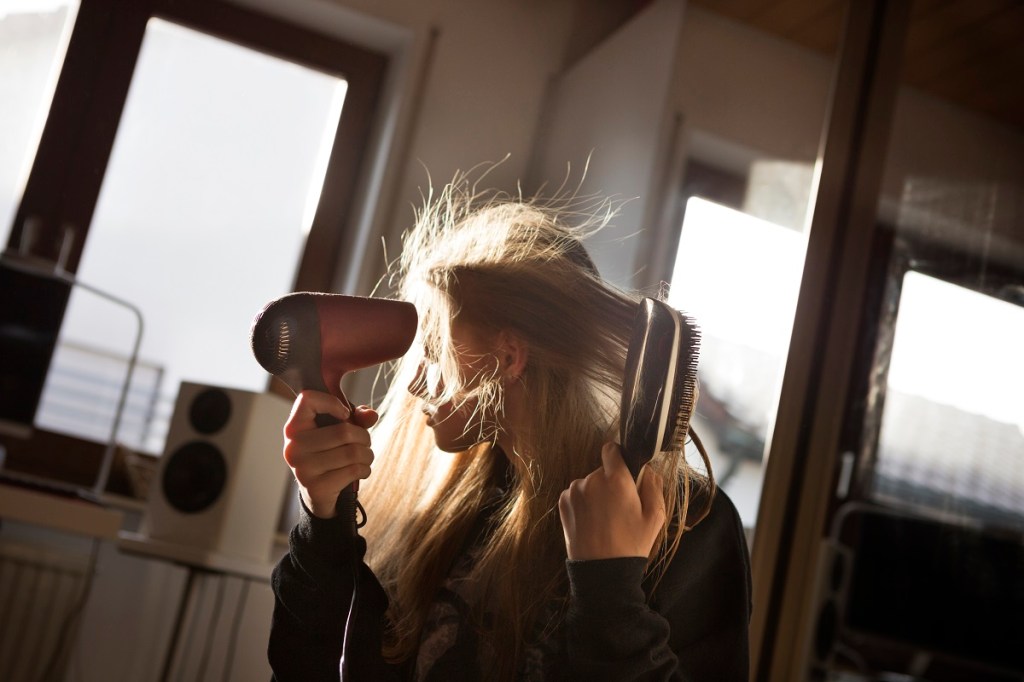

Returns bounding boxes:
[688,0,1024,131]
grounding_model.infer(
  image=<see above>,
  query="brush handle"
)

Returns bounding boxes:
[620,299,675,479]
[314,411,360,538]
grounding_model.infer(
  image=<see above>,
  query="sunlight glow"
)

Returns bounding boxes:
[667,196,806,356]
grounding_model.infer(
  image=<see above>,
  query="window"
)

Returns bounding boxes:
[36,18,349,453]
[872,271,1024,531]
[2,0,385,471]
[668,193,808,529]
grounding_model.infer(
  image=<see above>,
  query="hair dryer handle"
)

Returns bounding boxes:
[313,411,361,537]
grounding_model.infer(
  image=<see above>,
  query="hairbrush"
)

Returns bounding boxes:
[620,297,701,480]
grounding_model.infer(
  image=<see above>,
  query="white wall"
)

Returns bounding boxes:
[674,6,833,167]
[527,0,687,290]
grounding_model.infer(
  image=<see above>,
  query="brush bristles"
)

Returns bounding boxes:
[665,313,701,452]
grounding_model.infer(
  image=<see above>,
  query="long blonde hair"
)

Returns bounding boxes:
[361,176,714,678]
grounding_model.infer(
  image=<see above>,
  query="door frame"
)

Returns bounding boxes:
[749,2,913,679]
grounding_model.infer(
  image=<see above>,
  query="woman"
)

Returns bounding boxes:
[268,179,751,681]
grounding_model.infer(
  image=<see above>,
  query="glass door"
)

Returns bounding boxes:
[804,1,1024,680]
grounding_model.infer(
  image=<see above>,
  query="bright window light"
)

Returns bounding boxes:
[888,271,1024,431]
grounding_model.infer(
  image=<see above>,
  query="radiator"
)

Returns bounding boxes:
[0,541,94,682]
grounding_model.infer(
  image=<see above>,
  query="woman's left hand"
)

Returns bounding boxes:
[558,442,667,560]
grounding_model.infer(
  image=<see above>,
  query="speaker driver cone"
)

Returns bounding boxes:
[189,388,233,434]
[162,441,228,513]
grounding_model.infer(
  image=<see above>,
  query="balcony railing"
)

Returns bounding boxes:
[35,340,173,456]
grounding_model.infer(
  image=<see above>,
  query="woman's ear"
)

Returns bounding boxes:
[495,330,529,379]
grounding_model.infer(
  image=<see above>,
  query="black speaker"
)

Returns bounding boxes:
[140,382,292,565]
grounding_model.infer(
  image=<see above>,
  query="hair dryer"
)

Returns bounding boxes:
[251,292,416,679]
[250,292,417,533]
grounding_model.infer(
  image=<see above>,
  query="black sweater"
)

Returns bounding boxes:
[268,489,751,681]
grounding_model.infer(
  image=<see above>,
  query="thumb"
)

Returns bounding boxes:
[351,405,379,428]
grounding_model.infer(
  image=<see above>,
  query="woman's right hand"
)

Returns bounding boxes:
[282,390,379,519]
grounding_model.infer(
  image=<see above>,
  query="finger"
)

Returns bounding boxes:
[284,421,372,473]
[350,405,379,429]
[637,465,666,524]
[297,390,351,420]
[307,460,374,496]
[288,428,374,465]
[565,476,588,501]
[600,442,629,478]
[286,390,350,436]
[288,418,371,450]
[303,462,374,518]
[559,482,584,513]
[557,489,576,554]
[557,488,572,521]
[287,420,371,457]
[289,443,375,484]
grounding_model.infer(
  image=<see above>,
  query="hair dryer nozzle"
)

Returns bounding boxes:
[250,292,418,403]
